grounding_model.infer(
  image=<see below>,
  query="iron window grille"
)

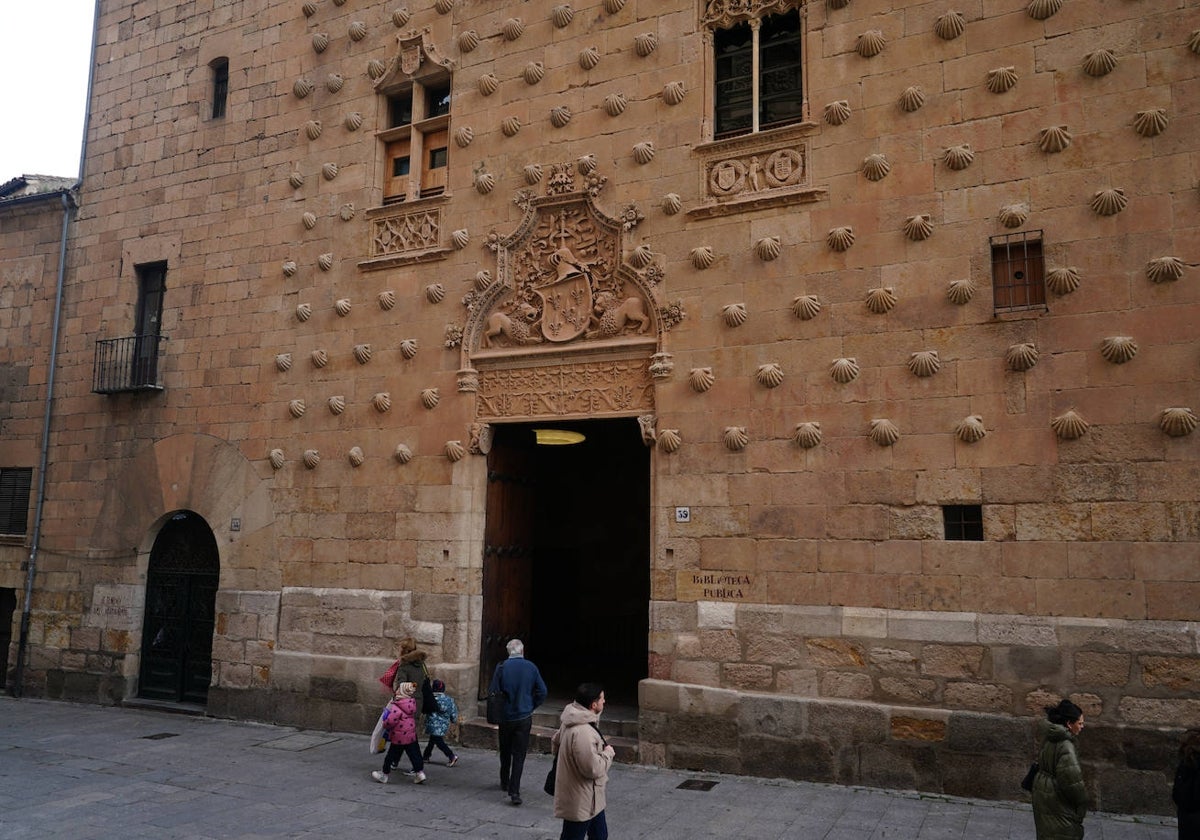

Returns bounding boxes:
[990,230,1046,314]
[0,467,33,536]
[92,334,166,394]
[943,505,984,541]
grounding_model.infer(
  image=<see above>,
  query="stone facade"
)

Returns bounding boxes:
[1,0,1197,814]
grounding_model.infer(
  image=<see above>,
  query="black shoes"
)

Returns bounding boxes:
[509,794,522,806]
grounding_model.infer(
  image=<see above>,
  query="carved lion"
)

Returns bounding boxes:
[586,291,650,338]
[481,301,542,348]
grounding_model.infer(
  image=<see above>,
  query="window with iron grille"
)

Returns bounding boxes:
[0,468,33,536]
[943,504,984,541]
[709,4,804,140]
[991,231,1046,313]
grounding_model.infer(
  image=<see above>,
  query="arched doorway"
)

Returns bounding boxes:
[138,511,219,704]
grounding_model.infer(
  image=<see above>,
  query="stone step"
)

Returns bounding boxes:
[460,717,639,765]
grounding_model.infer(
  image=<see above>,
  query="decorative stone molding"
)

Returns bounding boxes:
[942,144,975,171]
[1027,0,1061,20]
[999,204,1028,228]
[1046,267,1081,295]
[468,422,494,455]
[348,21,367,42]
[986,67,1018,94]
[907,350,940,377]
[658,428,681,453]
[1039,125,1072,153]
[444,440,466,462]
[552,5,575,28]
[824,101,851,126]
[372,393,392,412]
[956,415,987,443]
[522,63,544,85]
[502,17,525,40]
[722,303,748,327]
[289,171,304,189]
[633,142,656,165]
[293,78,314,99]
[830,357,860,384]
[689,367,715,393]
[348,447,365,467]
[691,247,716,269]
[866,287,897,314]
[478,74,499,96]
[368,59,387,80]
[344,111,362,131]
[1133,109,1168,138]
[339,204,355,222]
[303,449,320,469]
[353,344,372,365]
[578,154,598,175]
[454,126,474,148]
[550,106,573,128]
[378,290,396,310]
[334,298,351,316]
[862,154,890,181]
[435,0,454,13]
[502,116,522,137]
[649,352,674,379]
[476,358,656,420]
[935,11,965,40]
[856,30,886,58]
[869,418,901,446]
[692,123,819,217]
[634,33,658,56]
[724,426,749,451]
[1006,342,1039,372]
[604,93,628,116]
[391,7,411,27]
[451,229,470,249]
[304,121,322,142]
[1146,256,1184,284]
[1160,407,1198,437]
[701,0,801,27]
[793,422,822,449]
[318,253,334,271]
[629,244,654,269]
[756,363,784,388]
[445,325,463,349]
[289,399,307,418]
[311,349,328,368]
[420,388,440,409]
[899,86,925,113]
[474,171,496,194]
[903,215,933,241]
[1051,409,1089,441]
[302,2,317,18]
[1083,49,1117,77]
[947,278,975,305]
[1091,188,1127,216]
[755,236,782,261]
[663,82,687,106]
[394,444,413,464]
[269,449,285,470]
[1099,336,1138,364]
[322,163,338,181]
[276,353,293,372]
[295,303,312,322]
[579,47,601,71]
[523,164,543,185]
[457,368,479,392]
[327,395,346,415]
[458,30,479,53]
[361,202,449,270]
[662,193,682,215]
[400,338,418,359]
[283,260,298,277]
[792,295,821,320]
[636,415,656,446]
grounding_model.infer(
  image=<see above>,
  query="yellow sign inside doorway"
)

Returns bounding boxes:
[676,571,757,602]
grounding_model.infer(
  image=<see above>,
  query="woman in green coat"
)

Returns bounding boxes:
[1032,699,1088,840]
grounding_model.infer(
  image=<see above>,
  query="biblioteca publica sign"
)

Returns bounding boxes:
[676,571,757,602]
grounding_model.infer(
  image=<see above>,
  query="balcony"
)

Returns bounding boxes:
[92,334,165,394]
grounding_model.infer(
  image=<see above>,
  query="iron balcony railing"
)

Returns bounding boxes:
[92,334,165,394]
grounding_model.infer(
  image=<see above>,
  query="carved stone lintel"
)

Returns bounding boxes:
[476,358,654,420]
[701,0,802,28]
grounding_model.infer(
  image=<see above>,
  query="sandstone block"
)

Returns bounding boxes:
[921,644,986,678]
[807,637,867,667]
[891,714,948,742]
[1074,651,1132,687]
[1139,656,1200,692]
[943,682,1013,712]
[723,663,774,690]
[878,676,939,704]
[819,671,874,699]
[776,668,819,696]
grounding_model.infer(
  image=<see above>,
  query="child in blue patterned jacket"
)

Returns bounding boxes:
[422,679,460,766]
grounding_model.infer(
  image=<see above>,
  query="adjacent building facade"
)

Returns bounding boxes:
[2,0,1198,813]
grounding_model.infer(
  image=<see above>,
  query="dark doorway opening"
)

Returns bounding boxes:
[139,511,219,704]
[479,418,650,706]
[0,587,15,691]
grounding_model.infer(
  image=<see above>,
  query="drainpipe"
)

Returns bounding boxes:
[11,0,100,698]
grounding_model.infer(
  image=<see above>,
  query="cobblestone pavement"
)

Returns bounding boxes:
[0,697,1178,839]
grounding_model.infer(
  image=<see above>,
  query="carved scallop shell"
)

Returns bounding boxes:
[283,260,298,277]
[353,344,372,365]
[450,127,474,151]
[444,440,466,462]
[275,353,293,372]
[434,0,453,13]
[318,253,334,272]
[334,298,352,317]
[663,81,687,106]
[1091,188,1127,216]
[392,7,411,27]
[1045,267,1081,295]
[604,93,627,116]
[657,428,681,453]
[302,1,317,18]
[400,338,419,359]
[823,100,851,126]
[1083,48,1117,77]
[999,204,1029,228]
[862,154,891,181]
[550,106,572,128]
[1027,0,1062,20]
[662,193,682,215]
[1146,256,1184,284]
[866,286,897,314]
[269,448,286,470]
[372,392,392,413]
[344,111,363,132]
[340,201,356,219]
[943,144,975,171]
[552,5,575,28]
[903,215,933,241]
[792,295,821,320]
[1160,407,1198,437]
[293,78,314,99]
[474,171,495,194]
[577,154,598,175]
[522,62,544,85]
[691,247,715,269]
[1133,109,1168,138]
[604,0,626,12]
[986,67,1019,94]
[503,18,525,41]
[633,142,656,165]
[634,32,658,56]
[722,303,748,328]
[630,244,654,269]
[793,422,823,449]
[1191,29,1200,55]
[955,415,987,444]
[304,120,322,141]
[426,283,446,304]
[502,116,522,137]
[327,395,346,415]
[723,426,749,452]
[523,164,543,185]
[1051,409,1089,441]
[458,29,479,52]
[377,290,396,311]
[312,32,330,53]
[289,399,307,418]
[689,367,715,393]
[1006,342,1039,371]
[288,171,304,189]
[348,446,365,467]
[755,236,782,261]
[825,227,855,253]
[946,278,976,305]
[303,449,321,469]
[935,10,965,40]
[856,30,886,58]
[302,211,317,230]
[869,419,901,447]
[478,74,499,97]
[1100,336,1138,364]
[331,0,344,6]
[368,59,387,80]
[451,229,470,249]
[579,46,601,70]
[474,271,493,291]
[295,303,312,322]
[830,357,860,384]
[756,363,784,389]
[907,350,940,377]
[394,443,413,463]
[899,86,925,112]
[1039,125,1072,153]
[348,21,367,41]
[322,162,338,181]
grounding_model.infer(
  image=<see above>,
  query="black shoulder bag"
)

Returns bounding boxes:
[546,721,607,796]
[486,662,507,724]
[1020,760,1039,792]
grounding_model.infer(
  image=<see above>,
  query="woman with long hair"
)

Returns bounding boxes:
[1032,699,1088,840]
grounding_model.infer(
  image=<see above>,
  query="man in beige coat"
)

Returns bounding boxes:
[551,683,616,840]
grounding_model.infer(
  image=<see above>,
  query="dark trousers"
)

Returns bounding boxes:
[423,734,455,760]
[560,811,608,840]
[497,716,532,795]
[382,741,423,775]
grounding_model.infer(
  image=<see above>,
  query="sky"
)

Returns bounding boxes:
[0,2,96,180]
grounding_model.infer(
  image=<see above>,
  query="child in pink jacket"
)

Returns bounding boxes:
[371,682,426,784]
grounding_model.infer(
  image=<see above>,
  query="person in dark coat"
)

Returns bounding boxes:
[489,638,547,806]
[1032,699,1088,840]
[1174,728,1200,840]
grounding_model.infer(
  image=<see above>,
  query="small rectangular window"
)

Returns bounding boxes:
[425,82,451,118]
[0,468,34,536]
[991,231,1046,313]
[389,92,413,128]
[211,58,229,120]
[712,9,803,139]
[943,505,984,541]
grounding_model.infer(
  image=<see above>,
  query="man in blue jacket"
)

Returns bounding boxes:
[489,638,547,805]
